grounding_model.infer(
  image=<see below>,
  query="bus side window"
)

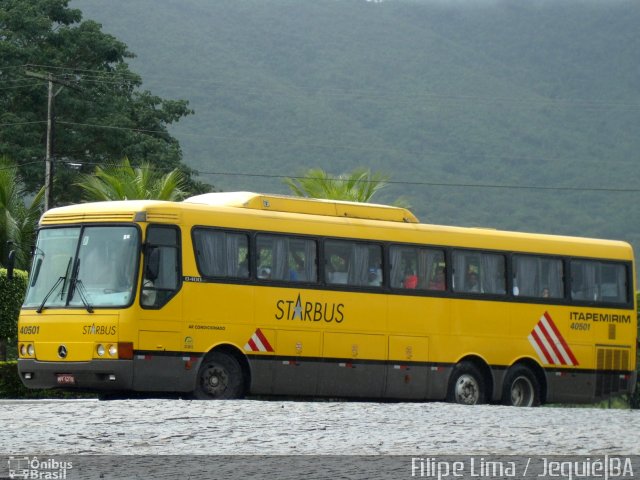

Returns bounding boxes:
[325,240,382,287]
[570,259,629,305]
[192,229,249,279]
[452,250,505,295]
[513,255,564,299]
[389,246,445,291]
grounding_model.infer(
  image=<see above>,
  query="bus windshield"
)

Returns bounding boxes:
[24,226,140,309]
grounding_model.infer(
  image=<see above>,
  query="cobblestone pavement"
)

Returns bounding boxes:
[1,399,638,455]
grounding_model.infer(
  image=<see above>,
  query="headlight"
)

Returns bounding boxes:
[27,344,34,356]
[96,344,105,357]
[20,344,27,356]
[108,345,117,357]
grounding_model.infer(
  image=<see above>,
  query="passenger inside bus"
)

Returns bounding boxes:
[403,268,418,289]
[428,267,445,291]
[466,271,480,293]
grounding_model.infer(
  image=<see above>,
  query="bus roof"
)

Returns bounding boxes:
[39,193,634,261]
[185,192,419,223]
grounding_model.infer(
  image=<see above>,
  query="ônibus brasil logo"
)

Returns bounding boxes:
[7,457,73,479]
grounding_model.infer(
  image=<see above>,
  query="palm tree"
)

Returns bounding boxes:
[284,168,390,203]
[75,157,189,202]
[0,157,44,270]
[284,167,409,207]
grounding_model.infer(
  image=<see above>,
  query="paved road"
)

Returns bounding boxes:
[1,399,638,455]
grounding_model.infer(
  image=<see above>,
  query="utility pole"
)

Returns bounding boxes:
[45,74,54,211]
[24,70,80,211]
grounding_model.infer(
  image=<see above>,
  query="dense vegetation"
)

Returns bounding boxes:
[0,0,208,207]
[0,268,27,360]
[75,0,640,262]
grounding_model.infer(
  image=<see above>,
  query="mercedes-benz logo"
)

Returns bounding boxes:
[58,345,68,359]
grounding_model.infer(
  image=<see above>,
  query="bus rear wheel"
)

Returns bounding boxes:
[502,365,540,407]
[447,361,486,405]
[193,351,244,400]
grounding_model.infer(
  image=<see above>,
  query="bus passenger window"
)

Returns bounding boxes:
[193,229,249,279]
[325,241,349,285]
[452,250,505,295]
[325,240,382,287]
[256,234,317,283]
[389,246,445,291]
[513,255,564,299]
[570,260,628,305]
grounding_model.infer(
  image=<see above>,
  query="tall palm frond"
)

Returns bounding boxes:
[75,158,188,201]
[0,157,44,269]
[284,167,389,203]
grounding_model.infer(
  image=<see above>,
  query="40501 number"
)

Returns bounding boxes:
[570,322,590,331]
[19,326,40,335]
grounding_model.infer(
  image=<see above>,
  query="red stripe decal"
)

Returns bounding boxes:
[255,328,274,352]
[543,311,579,365]
[537,320,567,365]
[530,329,552,364]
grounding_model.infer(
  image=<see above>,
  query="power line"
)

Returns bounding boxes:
[0,161,43,172]
[41,160,638,194]
[192,171,640,194]
[0,82,44,91]
[21,64,139,80]
[7,118,638,171]
[2,158,637,194]
[57,120,168,136]
[0,120,48,127]
[14,64,640,110]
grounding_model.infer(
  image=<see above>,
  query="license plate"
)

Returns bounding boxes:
[56,374,75,385]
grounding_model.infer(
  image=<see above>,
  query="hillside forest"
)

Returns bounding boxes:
[35,0,640,266]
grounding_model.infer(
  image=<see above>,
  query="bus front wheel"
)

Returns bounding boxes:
[447,361,486,405]
[193,351,244,400]
[502,365,540,407]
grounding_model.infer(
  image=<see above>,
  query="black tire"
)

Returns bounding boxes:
[447,361,486,405]
[193,351,244,400]
[502,364,541,407]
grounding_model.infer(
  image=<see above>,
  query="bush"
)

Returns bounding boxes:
[0,361,32,398]
[0,268,28,360]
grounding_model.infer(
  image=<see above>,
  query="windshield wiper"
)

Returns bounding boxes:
[73,279,94,313]
[67,258,94,313]
[36,257,72,314]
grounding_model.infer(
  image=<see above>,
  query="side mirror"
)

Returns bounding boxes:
[6,250,15,280]
[145,247,160,281]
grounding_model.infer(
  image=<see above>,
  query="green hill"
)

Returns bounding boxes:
[74,0,640,264]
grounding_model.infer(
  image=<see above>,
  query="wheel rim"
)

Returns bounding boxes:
[510,375,534,407]
[201,363,229,397]
[454,373,480,405]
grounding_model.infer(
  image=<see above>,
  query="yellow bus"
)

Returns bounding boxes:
[16,192,637,406]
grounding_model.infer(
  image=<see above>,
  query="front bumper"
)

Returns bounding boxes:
[17,359,133,391]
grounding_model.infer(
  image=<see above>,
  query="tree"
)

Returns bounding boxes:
[75,157,188,201]
[0,0,209,206]
[0,157,43,270]
[284,167,408,206]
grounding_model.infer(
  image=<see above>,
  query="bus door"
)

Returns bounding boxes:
[135,224,185,390]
